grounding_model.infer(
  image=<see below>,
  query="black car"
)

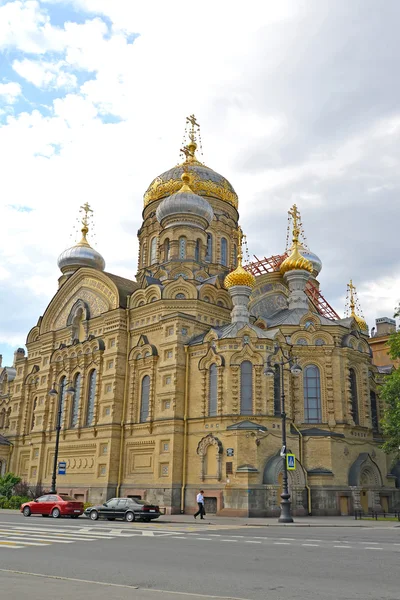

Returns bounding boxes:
[84,497,161,522]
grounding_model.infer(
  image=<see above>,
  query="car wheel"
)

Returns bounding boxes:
[90,510,99,521]
[23,506,31,517]
[51,508,61,518]
[125,511,135,522]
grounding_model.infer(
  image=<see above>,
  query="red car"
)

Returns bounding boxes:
[21,494,84,518]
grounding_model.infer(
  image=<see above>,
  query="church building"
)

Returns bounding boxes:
[1,116,399,516]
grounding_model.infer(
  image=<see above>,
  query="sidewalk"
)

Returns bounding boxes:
[1,509,398,527]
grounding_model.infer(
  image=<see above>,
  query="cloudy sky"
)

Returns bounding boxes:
[0,0,399,366]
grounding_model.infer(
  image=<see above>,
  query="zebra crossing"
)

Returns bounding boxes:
[0,521,169,550]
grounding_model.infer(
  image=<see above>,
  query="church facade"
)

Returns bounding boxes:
[1,117,399,516]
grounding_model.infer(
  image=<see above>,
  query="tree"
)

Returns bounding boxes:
[0,473,21,499]
[380,306,400,456]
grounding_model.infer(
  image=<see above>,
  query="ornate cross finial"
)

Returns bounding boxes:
[186,114,199,143]
[348,279,356,315]
[78,202,93,245]
[288,204,300,247]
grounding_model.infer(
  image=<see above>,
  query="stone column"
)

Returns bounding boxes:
[228,285,251,324]
[283,269,310,310]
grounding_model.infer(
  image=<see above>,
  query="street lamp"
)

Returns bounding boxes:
[48,381,75,494]
[264,343,302,523]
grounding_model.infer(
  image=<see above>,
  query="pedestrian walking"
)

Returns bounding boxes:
[194,490,206,519]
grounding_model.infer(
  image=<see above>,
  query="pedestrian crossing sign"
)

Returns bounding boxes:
[286,454,296,470]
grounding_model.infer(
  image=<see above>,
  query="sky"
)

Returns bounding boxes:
[0,0,399,367]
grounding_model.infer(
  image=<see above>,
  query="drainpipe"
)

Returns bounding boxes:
[291,421,312,515]
[116,302,131,498]
[180,345,190,513]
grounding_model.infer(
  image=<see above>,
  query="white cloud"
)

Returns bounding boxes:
[0,82,22,103]
[0,0,400,357]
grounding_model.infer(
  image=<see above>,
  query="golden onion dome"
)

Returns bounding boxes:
[353,314,368,331]
[280,244,313,275]
[224,265,256,289]
[144,161,238,210]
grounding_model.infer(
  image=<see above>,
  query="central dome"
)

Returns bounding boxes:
[144,162,238,209]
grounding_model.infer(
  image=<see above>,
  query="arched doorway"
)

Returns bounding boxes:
[263,453,307,516]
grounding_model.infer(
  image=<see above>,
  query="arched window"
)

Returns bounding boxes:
[370,391,378,431]
[140,375,150,422]
[209,364,218,416]
[164,238,170,261]
[303,365,321,423]
[0,409,5,429]
[175,293,185,300]
[349,368,359,425]
[179,237,186,259]
[86,369,97,426]
[240,361,253,415]
[221,237,228,266]
[150,237,157,264]
[205,234,213,262]
[58,376,67,428]
[273,364,281,416]
[31,397,38,430]
[195,239,201,262]
[70,373,81,428]
[233,244,237,268]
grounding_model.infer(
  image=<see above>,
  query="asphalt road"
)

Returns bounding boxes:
[0,513,398,600]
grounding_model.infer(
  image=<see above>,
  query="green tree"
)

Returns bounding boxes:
[0,473,21,499]
[380,306,400,456]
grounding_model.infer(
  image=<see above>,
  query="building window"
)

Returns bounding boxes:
[370,391,378,431]
[304,365,321,423]
[164,375,171,385]
[205,233,213,262]
[179,237,186,259]
[161,441,169,453]
[140,375,150,423]
[33,448,39,459]
[221,237,228,266]
[99,465,107,476]
[86,369,97,426]
[103,406,111,417]
[165,350,173,359]
[160,463,169,477]
[150,236,157,264]
[164,238,170,261]
[167,326,174,336]
[296,338,308,346]
[31,397,37,430]
[209,364,218,417]
[240,361,253,415]
[175,293,185,300]
[71,373,81,428]
[349,368,359,425]
[107,360,114,370]
[163,400,171,410]
[315,338,325,346]
[101,444,108,455]
[181,327,188,335]
[195,239,201,262]
[105,383,112,394]
[109,338,115,348]
[273,364,281,416]
[41,375,46,384]
[43,357,49,366]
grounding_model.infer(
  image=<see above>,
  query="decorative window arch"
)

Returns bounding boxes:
[303,365,321,423]
[164,238,170,261]
[315,338,325,346]
[31,397,38,430]
[273,364,281,416]
[240,361,253,415]
[179,237,186,259]
[71,372,81,428]
[58,376,67,428]
[175,293,186,300]
[150,237,157,264]
[140,375,150,422]
[349,368,359,425]
[205,233,213,262]
[209,364,218,416]
[221,237,228,266]
[86,369,97,426]
[197,434,223,481]
[370,391,378,431]
[195,239,201,262]
[296,338,308,346]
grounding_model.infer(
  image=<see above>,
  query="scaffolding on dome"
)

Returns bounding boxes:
[246,254,340,321]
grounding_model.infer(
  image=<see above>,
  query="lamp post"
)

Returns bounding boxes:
[264,343,302,523]
[48,381,75,494]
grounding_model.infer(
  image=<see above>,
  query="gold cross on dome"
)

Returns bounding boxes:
[186,114,199,142]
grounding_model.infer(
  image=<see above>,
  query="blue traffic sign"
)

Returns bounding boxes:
[58,461,66,475]
[286,454,296,470]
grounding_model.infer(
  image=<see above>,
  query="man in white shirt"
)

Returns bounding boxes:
[194,490,205,519]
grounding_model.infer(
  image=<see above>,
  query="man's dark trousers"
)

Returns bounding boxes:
[194,503,205,519]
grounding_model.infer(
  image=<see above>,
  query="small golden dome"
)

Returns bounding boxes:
[224,264,256,289]
[280,245,313,275]
[353,314,368,331]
